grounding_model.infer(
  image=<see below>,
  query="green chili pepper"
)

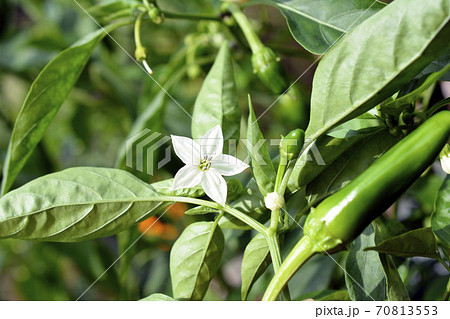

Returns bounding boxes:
[251,46,289,95]
[263,111,450,301]
[279,129,305,161]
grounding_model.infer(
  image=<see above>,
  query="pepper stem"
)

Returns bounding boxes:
[227,3,264,53]
[262,235,318,301]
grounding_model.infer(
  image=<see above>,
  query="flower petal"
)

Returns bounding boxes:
[171,135,201,165]
[201,169,227,206]
[212,154,249,176]
[172,165,202,190]
[199,125,223,158]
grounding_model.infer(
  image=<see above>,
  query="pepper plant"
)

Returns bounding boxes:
[0,0,449,301]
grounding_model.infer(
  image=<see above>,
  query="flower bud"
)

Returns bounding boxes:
[135,46,147,62]
[251,46,289,94]
[148,5,165,24]
[279,129,305,161]
[440,144,450,174]
[265,192,285,210]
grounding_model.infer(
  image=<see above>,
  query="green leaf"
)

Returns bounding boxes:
[417,48,450,81]
[432,176,450,247]
[381,64,450,116]
[185,206,218,216]
[306,130,397,205]
[140,293,175,301]
[219,180,269,230]
[0,167,165,241]
[246,95,276,196]
[241,233,270,300]
[170,221,224,300]
[115,90,168,177]
[1,23,123,195]
[191,42,240,153]
[152,178,205,198]
[247,0,385,54]
[345,224,386,301]
[374,220,409,301]
[288,114,383,192]
[306,0,450,141]
[88,0,139,22]
[365,228,442,260]
[378,254,410,301]
[295,289,350,301]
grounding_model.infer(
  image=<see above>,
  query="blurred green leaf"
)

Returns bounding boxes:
[241,233,270,300]
[432,176,450,247]
[306,0,450,140]
[1,23,125,195]
[0,167,166,241]
[191,42,240,153]
[170,221,224,300]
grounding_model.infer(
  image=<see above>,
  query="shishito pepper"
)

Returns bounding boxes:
[263,111,450,301]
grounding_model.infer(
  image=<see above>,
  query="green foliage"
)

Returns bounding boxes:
[365,228,442,260]
[241,233,270,300]
[247,0,385,54]
[0,0,448,302]
[170,221,224,300]
[306,0,450,140]
[432,176,450,247]
[0,167,165,241]
[246,96,276,196]
[288,114,383,191]
[306,130,396,205]
[191,42,240,152]
[140,293,176,301]
[1,24,124,195]
[345,224,386,301]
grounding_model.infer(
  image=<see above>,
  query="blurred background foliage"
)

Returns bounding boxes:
[0,0,448,300]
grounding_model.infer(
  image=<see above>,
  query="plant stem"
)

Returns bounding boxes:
[266,233,291,301]
[162,11,221,21]
[134,11,146,51]
[262,235,317,301]
[143,195,267,235]
[227,3,263,53]
[444,277,450,301]
[279,165,294,196]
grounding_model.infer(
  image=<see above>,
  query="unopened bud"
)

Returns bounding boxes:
[251,46,289,94]
[264,192,285,211]
[440,144,450,174]
[279,129,305,161]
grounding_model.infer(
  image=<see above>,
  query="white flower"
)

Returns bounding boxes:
[440,144,450,174]
[171,125,248,206]
[264,192,285,210]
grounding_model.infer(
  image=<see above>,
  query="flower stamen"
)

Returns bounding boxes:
[199,156,212,171]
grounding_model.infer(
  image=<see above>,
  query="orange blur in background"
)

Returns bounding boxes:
[137,202,188,241]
